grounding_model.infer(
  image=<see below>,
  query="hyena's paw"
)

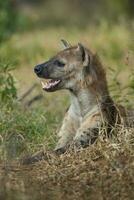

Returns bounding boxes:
[73,133,90,148]
[54,141,68,154]
[54,146,66,155]
[74,129,99,148]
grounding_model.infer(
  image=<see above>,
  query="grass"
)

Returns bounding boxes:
[0,126,134,200]
[0,22,134,199]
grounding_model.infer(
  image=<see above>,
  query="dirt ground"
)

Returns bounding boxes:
[0,140,134,200]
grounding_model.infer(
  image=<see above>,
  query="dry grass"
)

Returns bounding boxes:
[0,23,134,199]
[0,126,134,200]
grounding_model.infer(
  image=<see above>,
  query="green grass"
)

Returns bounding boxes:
[0,22,134,200]
[0,22,134,159]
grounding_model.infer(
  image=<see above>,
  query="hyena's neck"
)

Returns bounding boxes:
[70,85,114,118]
[70,89,100,117]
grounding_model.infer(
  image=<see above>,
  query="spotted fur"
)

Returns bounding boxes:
[34,42,126,153]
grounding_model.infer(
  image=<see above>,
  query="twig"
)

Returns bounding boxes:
[25,94,43,107]
[19,83,38,101]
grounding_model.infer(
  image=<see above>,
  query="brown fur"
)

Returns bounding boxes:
[34,42,127,154]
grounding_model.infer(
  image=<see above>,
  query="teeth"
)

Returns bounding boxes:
[41,81,46,89]
[41,80,60,90]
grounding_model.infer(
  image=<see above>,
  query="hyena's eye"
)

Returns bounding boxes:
[54,60,65,67]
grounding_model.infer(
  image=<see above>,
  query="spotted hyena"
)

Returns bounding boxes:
[34,40,125,154]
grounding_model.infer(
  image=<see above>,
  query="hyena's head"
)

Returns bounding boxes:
[34,40,105,92]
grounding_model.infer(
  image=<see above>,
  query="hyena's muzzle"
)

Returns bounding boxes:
[34,58,65,92]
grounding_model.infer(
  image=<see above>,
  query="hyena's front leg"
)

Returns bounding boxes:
[73,113,102,148]
[54,106,81,153]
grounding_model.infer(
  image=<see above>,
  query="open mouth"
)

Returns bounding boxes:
[41,79,61,91]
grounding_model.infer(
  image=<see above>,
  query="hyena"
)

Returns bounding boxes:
[34,40,125,154]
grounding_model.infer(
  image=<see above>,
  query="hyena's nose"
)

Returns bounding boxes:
[34,65,42,75]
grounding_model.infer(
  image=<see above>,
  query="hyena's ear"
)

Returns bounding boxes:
[61,39,71,49]
[77,43,97,81]
[77,43,90,67]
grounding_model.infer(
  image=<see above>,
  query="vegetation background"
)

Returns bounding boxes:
[0,0,134,199]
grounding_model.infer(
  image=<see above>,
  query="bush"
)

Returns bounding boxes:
[0,61,17,106]
[0,0,17,42]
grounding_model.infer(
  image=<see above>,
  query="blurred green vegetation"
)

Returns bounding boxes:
[1,0,134,38]
[18,0,134,29]
[0,0,18,42]
[0,61,17,107]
